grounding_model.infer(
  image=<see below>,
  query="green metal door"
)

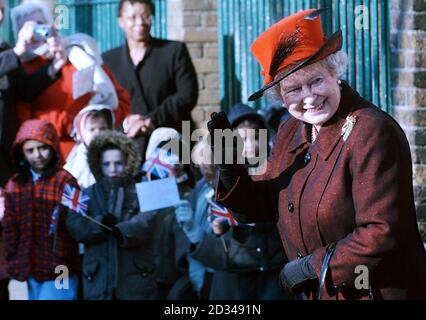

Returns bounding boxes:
[1,0,20,42]
[1,0,167,53]
[218,0,391,113]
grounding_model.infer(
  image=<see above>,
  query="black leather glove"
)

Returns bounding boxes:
[207,112,244,190]
[280,255,318,294]
[101,214,124,244]
[207,111,232,133]
[101,214,118,230]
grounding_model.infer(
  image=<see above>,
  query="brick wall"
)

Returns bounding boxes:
[167,0,220,129]
[391,0,426,240]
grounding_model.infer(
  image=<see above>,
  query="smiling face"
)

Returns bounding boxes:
[278,61,341,129]
[101,149,126,178]
[22,139,54,173]
[119,1,152,43]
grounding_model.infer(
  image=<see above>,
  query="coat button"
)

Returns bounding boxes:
[304,152,311,164]
[256,248,261,253]
[259,267,264,271]
[288,202,294,213]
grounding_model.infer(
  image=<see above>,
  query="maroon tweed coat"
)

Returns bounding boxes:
[2,119,80,282]
[217,82,426,300]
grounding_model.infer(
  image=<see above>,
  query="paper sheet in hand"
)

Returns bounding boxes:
[136,177,180,212]
[72,66,95,99]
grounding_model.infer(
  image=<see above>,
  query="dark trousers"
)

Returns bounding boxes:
[200,271,213,300]
[157,282,173,300]
[0,278,9,300]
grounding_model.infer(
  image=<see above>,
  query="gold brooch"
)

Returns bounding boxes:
[341,115,357,142]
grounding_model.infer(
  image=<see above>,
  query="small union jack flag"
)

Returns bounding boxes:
[142,148,179,179]
[208,200,238,227]
[61,184,89,216]
[48,205,60,236]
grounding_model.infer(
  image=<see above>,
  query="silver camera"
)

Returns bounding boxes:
[33,24,52,41]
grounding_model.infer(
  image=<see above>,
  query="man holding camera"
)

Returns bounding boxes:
[0,0,65,300]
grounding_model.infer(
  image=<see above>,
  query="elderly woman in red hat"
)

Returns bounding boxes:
[208,9,426,300]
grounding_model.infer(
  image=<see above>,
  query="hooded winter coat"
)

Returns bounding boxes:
[66,131,158,300]
[2,119,80,282]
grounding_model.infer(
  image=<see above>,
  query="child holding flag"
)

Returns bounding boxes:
[2,119,80,300]
[66,130,158,300]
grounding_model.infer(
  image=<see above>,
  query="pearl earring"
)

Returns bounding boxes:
[337,79,342,90]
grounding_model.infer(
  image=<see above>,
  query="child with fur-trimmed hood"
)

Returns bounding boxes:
[66,130,157,300]
[2,119,80,300]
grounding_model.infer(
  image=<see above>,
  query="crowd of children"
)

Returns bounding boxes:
[0,101,289,300]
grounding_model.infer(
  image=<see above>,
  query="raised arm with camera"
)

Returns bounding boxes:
[0,21,64,102]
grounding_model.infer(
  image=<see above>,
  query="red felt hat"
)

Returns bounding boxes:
[248,8,342,101]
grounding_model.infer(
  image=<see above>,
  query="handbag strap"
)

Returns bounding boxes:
[317,242,337,300]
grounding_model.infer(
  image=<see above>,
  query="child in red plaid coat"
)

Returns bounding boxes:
[2,119,80,300]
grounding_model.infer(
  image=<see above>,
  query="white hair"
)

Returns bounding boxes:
[264,50,349,105]
[321,50,349,78]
